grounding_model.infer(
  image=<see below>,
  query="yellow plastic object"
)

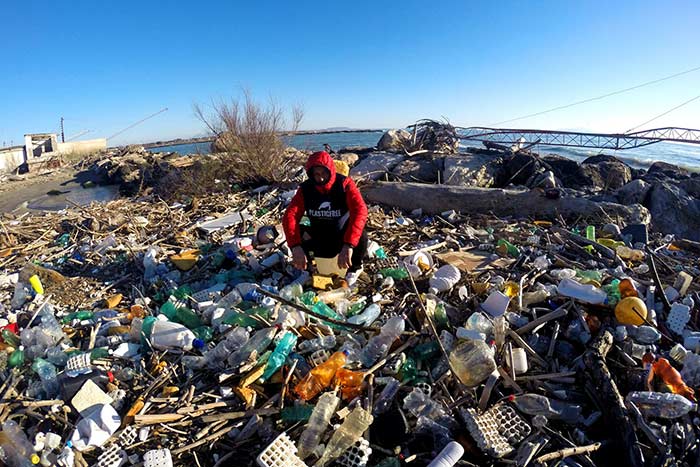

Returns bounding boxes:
[615,296,648,325]
[533,220,552,228]
[105,293,123,309]
[315,255,348,277]
[334,159,350,176]
[170,249,201,271]
[312,275,335,290]
[28,275,44,295]
[597,238,624,249]
[502,281,520,298]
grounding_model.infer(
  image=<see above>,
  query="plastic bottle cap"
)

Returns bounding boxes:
[30,454,40,464]
[193,339,205,349]
[507,394,516,402]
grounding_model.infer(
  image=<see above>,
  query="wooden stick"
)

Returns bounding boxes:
[535,442,602,463]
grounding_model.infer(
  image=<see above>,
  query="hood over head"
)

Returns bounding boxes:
[305,151,337,191]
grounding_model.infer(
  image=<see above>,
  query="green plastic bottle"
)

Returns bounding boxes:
[175,307,203,330]
[1,329,20,348]
[193,326,214,343]
[8,347,25,368]
[398,357,418,382]
[497,239,520,257]
[281,402,313,422]
[379,268,409,280]
[260,332,298,382]
[90,347,111,360]
[61,311,94,324]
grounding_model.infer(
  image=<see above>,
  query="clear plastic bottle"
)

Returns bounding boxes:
[429,265,461,294]
[557,278,607,304]
[205,327,250,368]
[347,303,381,326]
[373,377,400,415]
[260,332,297,382]
[510,394,582,423]
[0,420,34,467]
[448,339,496,387]
[464,312,493,335]
[31,358,59,397]
[626,391,696,418]
[298,335,336,353]
[10,282,29,310]
[627,325,661,344]
[315,405,374,467]
[296,390,340,459]
[227,327,277,369]
[427,441,464,467]
[317,288,353,305]
[360,316,405,367]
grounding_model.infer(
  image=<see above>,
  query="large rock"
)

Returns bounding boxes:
[646,181,700,241]
[501,152,541,186]
[647,161,689,179]
[581,155,632,190]
[542,154,631,191]
[442,154,503,188]
[616,179,651,205]
[350,152,406,181]
[391,155,442,183]
[376,129,411,152]
[335,152,359,167]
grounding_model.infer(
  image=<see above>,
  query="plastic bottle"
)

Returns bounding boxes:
[510,394,582,423]
[310,301,344,327]
[427,441,465,467]
[294,350,348,401]
[315,405,374,467]
[347,303,381,326]
[31,358,59,396]
[645,356,695,401]
[627,325,661,344]
[464,312,493,335]
[448,339,496,387]
[0,420,34,467]
[373,377,400,415]
[557,278,607,304]
[549,268,577,281]
[1,329,20,348]
[360,316,405,367]
[615,297,648,326]
[296,390,340,459]
[133,318,200,351]
[205,327,249,368]
[8,346,25,368]
[429,265,461,294]
[298,335,336,354]
[228,327,277,369]
[335,368,365,399]
[317,288,353,305]
[626,391,697,418]
[10,282,29,310]
[261,332,297,382]
[521,289,549,307]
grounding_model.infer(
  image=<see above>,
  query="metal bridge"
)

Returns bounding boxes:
[457,127,700,150]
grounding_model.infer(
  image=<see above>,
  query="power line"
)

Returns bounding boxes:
[107,108,169,141]
[625,94,700,133]
[489,65,700,126]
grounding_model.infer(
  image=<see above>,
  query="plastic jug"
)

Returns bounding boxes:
[429,265,461,294]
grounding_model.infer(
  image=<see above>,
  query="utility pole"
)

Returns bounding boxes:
[60,117,65,143]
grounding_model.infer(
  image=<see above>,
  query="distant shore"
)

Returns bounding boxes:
[138,128,384,149]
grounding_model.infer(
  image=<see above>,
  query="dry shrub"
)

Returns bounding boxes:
[194,91,304,185]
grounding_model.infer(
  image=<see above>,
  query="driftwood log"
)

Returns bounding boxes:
[583,329,644,467]
[361,181,650,224]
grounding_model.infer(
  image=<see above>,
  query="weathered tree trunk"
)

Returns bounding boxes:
[583,329,644,467]
[361,181,650,224]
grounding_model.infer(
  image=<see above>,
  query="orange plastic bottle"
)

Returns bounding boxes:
[127,305,146,320]
[335,368,365,400]
[294,350,348,401]
[618,278,639,298]
[644,354,696,401]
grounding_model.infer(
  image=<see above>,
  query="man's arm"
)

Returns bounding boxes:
[342,178,368,247]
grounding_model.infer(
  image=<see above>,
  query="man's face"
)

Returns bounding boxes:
[311,166,330,185]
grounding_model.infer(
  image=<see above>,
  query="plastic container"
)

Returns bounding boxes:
[315,255,347,277]
[347,303,381,326]
[448,339,496,387]
[260,332,297,382]
[667,303,691,335]
[429,265,461,294]
[427,441,465,467]
[626,391,696,418]
[557,278,607,304]
[143,319,199,351]
[506,347,528,374]
[228,327,277,369]
[296,390,340,459]
[615,297,648,326]
[373,377,400,415]
[70,404,121,451]
[143,449,173,467]
[256,433,306,467]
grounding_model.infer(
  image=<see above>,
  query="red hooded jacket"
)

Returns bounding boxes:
[283,151,368,248]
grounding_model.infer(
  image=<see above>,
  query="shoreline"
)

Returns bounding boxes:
[135,128,384,150]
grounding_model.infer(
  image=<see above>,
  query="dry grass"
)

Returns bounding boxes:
[194,90,303,185]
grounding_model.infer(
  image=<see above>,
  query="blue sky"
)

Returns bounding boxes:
[1,0,698,146]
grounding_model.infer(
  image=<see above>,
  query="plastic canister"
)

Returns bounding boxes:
[506,347,528,374]
[315,256,348,277]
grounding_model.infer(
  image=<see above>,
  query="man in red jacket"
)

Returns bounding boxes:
[283,151,368,285]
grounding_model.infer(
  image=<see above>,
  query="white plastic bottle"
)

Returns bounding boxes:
[557,278,607,304]
[429,265,461,294]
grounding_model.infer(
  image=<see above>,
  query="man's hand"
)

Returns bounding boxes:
[291,246,307,270]
[338,244,353,269]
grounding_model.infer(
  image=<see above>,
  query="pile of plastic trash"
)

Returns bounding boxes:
[0,188,699,467]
